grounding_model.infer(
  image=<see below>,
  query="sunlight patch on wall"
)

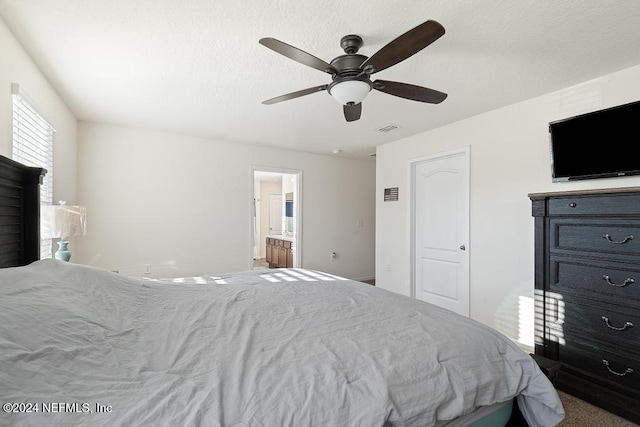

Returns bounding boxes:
[518,295,535,348]
[554,81,602,120]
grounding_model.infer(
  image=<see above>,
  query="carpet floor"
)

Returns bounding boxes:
[557,390,638,426]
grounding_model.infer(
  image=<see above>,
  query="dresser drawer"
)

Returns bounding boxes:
[550,257,640,303]
[559,340,639,391]
[548,193,640,216]
[559,295,640,348]
[550,219,640,260]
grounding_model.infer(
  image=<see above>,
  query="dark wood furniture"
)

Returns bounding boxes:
[530,187,640,423]
[265,236,293,268]
[529,354,561,385]
[0,155,46,268]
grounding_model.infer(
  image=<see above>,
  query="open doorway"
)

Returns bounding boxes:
[251,167,302,271]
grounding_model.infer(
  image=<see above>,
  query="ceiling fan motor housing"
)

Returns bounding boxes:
[330,54,369,77]
[327,52,373,105]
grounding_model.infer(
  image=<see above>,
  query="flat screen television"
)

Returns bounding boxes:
[549,99,640,182]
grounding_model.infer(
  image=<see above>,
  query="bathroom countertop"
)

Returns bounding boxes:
[266,235,295,242]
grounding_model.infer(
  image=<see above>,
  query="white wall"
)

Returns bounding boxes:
[0,17,78,209]
[376,64,640,343]
[76,122,376,280]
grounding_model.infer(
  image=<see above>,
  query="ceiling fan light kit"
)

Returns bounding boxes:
[328,79,371,105]
[259,20,448,122]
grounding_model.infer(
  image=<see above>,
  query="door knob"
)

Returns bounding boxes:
[459,244,466,251]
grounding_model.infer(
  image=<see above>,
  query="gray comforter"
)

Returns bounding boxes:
[0,260,564,426]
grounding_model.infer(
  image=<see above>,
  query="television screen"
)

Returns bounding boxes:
[549,100,640,181]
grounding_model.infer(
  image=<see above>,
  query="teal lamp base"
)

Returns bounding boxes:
[55,238,72,262]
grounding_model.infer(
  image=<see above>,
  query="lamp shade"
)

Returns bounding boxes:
[41,202,87,239]
[329,80,371,105]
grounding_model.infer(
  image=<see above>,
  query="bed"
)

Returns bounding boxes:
[0,156,564,426]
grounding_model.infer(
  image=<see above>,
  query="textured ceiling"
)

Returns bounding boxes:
[1,0,640,159]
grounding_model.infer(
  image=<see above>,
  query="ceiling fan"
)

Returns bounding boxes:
[259,20,448,122]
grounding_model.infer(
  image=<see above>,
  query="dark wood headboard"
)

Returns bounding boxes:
[0,155,46,267]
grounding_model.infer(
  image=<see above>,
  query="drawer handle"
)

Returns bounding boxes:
[602,359,634,377]
[601,316,634,331]
[568,203,577,208]
[602,233,634,244]
[602,275,635,287]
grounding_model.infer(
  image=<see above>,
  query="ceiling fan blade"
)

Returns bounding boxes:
[343,103,362,122]
[373,80,447,103]
[259,38,338,74]
[360,20,445,74]
[262,85,328,105]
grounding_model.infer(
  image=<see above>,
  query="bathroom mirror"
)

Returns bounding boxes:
[285,192,294,234]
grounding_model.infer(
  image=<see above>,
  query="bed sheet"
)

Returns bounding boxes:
[0,260,564,426]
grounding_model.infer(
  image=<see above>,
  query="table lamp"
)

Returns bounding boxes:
[41,200,87,262]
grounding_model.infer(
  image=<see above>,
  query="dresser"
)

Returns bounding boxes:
[529,187,640,423]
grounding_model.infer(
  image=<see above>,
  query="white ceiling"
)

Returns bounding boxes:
[2,1,640,159]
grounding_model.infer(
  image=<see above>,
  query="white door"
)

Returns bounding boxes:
[269,194,282,235]
[411,147,470,316]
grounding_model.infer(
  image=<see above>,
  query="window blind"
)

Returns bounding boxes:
[11,83,55,259]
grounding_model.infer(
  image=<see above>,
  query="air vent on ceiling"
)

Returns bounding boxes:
[377,124,399,133]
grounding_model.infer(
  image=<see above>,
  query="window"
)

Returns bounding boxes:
[11,83,55,259]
